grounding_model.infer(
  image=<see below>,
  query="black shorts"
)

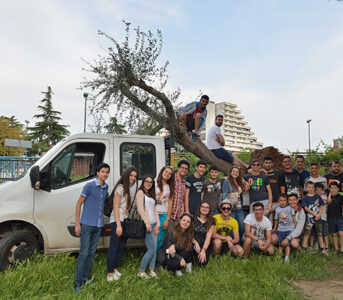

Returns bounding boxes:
[186,118,195,131]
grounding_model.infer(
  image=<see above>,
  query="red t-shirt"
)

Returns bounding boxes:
[187,106,202,119]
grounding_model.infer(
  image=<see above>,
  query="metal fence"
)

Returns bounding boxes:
[0,156,39,181]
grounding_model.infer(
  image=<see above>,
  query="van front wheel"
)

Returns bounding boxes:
[0,231,40,272]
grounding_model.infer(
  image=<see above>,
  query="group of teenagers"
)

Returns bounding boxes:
[73,153,343,291]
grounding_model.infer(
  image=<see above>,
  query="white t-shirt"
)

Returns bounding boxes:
[304,176,327,190]
[109,183,137,223]
[206,124,222,150]
[244,213,272,240]
[155,184,170,214]
[145,195,157,224]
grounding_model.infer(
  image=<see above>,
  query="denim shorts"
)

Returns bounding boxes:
[277,230,291,246]
[328,218,343,233]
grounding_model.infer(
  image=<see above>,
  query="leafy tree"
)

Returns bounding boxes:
[0,116,26,156]
[82,22,233,173]
[28,87,70,155]
[104,117,127,134]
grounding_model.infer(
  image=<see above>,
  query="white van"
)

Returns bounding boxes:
[0,133,165,271]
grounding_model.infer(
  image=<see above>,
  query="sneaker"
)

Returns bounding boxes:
[75,285,82,292]
[185,263,192,273]
[107,273,120,282]
[313,242,319,251]
[191,133,199,141]
[114,271,122,277]
[175,270,183,277]
[242,258,248,264]
[149,271,158,278]
[322,249,329,256]
[284,256,289,263]
[137,272,150,279]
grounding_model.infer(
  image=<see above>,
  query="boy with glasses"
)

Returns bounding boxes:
[244,159,273,214]
[212,200,244,257]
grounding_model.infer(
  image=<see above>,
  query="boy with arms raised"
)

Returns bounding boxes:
[74,163,110,291]
[301,181,325,251]
[273,194,296,262]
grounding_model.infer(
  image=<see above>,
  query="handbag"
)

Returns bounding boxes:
[122,195,146,239]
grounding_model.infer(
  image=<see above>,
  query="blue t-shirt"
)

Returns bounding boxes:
[292,167,310,183]
[80,178,109,227]
[301,194,324,224]
[274,205,295,232]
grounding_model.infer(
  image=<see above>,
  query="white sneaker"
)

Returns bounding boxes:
[149,271,158,278]
[138,272,150,279]
[107,273,120,281]
[185,262,192,273]
[284,256,289,263]
[114,271,122,277]
[175,270,183,277]
[313,242,319,251]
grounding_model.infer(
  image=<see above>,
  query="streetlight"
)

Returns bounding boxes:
[83,93,89,133]
[306,119,312,152]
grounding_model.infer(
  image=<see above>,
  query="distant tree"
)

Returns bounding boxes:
[82,21,233,174]
[0,116,26,156]
[28,87,70,155]
[104,117,127,134]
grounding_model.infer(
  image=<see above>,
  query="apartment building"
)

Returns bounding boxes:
[200,101,263,153]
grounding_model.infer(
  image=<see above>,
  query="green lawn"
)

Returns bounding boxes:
[0,249,342,300]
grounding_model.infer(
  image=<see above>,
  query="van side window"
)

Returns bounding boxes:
[49,143,106,189]
[120,143,156,179]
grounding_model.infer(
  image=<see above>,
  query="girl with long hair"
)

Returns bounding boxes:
[222,166,248,239]
[157,213,194,276]
[193,201,215,266]
[107,167,138,281]
[136,175,160,278]
[155,166,175,251]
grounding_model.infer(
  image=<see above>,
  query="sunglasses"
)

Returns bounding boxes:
[221,207,232,211]
[252,163,260,166]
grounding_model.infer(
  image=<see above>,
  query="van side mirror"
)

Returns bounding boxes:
[29,166,40,190]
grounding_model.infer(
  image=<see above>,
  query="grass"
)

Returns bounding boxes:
[0,249,342,300]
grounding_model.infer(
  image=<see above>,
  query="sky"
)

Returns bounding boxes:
[1,0,343,152]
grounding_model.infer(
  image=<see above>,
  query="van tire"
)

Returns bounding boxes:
[0,231,40,272]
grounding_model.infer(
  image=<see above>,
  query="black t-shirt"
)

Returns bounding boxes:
[186,174,204,215]
[202,178,225,213]
[194,217,208,246]
[279,171,303,199]
[244,173,270,203]
[327,194,343,219]
[325,173,343,187]
[266,169,282,203]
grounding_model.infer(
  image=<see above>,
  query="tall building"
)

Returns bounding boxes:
[333,137,343,149]
[200,101,263,153]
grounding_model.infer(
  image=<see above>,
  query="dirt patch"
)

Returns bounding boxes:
[293,280,343,300]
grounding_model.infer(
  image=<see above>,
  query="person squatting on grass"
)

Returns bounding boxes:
[222,165,249,239]
[326,181,343,253]
[273,194,296,263]
[192,201,215,266]
[155,166,175,251]
[107,167,138,282]
[74,163,110,291]
[137,175,160,279]
[302,181,325,251]
[157,213,194,276]
[212,200,244,257]
[243,202,274,259]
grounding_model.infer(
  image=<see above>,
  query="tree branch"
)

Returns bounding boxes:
[149,122,164,136]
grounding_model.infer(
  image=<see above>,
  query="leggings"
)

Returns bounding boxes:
[161,250,192,271]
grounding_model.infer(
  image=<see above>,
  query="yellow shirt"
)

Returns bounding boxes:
[214,214,238,239]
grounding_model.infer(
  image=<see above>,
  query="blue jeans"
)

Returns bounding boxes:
[231,209,245,240]
[107,222,128,273]
[139,223,157,272]
[74,224,101,286]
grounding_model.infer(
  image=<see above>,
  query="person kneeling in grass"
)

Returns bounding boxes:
[74,163,110,291]
[327,181,343,253]
[212,200,244,257]
[157,213,194,276]
[273,194,296,263]
[243,202,274,259]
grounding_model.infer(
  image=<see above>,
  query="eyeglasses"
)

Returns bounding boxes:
[144,180,153,184]
[179,166,189,171]
[221,207,232,211]
[201,205,210,209]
